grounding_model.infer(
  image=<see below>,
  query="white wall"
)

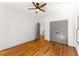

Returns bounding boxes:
[0,3,38,50]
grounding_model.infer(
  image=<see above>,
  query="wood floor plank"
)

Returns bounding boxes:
[0,37,78,56]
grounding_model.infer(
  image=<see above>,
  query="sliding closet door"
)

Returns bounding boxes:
[50,20,68,44]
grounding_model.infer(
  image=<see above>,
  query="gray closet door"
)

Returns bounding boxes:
[50,20,68,44]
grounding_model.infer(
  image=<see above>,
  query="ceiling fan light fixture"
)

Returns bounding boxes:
[28,2,47,14]
[36,9,40,12]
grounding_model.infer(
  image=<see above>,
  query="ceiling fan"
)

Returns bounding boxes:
[28,2,47,14]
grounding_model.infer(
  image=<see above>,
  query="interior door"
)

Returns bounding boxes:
[50,20,68,45]
[37,23,40,38]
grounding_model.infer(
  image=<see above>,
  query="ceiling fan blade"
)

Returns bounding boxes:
[28,8,36,10]
[39,3,47,8]
[32,2,37,8]
[39,8,45,12]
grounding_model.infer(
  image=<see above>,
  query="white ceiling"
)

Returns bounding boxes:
[0,2,79,17]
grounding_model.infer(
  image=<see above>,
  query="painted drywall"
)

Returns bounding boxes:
[0,3,38,50]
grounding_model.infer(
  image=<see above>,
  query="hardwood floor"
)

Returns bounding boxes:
[0,36,78,56]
